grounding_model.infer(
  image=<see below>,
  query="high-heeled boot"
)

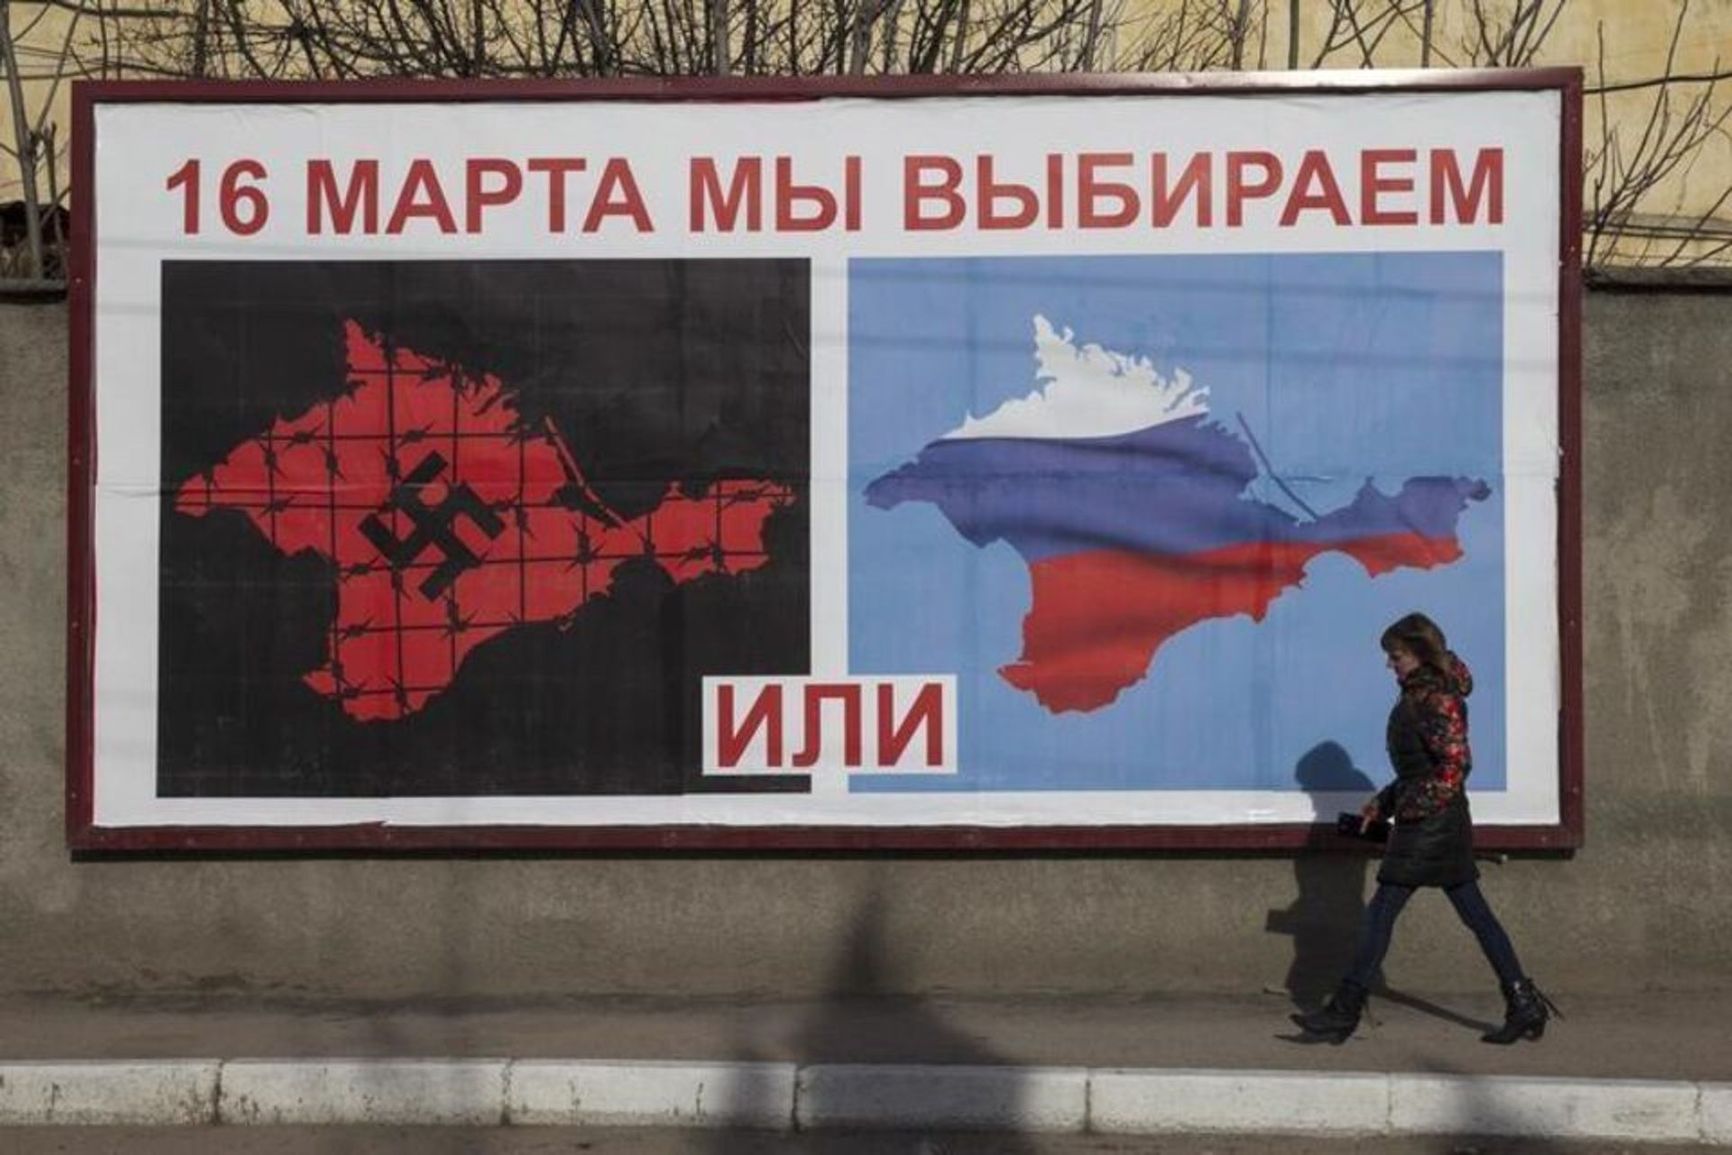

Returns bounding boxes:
[1290,980,1368,1043]
[1482,977,1562,1044]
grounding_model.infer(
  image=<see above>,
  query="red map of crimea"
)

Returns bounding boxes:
[177,321,794,722]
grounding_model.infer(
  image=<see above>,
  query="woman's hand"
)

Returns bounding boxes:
[1359,797,1382,834]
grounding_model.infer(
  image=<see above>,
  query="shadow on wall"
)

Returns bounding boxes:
[1266,741,1379,1008]
[707,873,1037,1153]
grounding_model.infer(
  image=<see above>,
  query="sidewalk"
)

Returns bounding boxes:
[0,989,1727,1141]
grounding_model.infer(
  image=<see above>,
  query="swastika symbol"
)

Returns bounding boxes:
[359,452,506,600]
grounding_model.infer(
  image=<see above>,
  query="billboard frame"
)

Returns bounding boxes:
[67,69,1584,853]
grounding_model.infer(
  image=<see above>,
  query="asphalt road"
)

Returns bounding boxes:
[2,1130,1721,1154]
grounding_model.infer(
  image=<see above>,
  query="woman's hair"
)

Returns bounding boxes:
[1380,612,1451,675]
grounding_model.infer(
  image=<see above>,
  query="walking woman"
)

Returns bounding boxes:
[1292,612,1559,1045]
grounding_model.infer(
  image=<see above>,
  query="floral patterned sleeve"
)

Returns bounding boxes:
[1373,781,1398,820]
[1398,689,1470,819]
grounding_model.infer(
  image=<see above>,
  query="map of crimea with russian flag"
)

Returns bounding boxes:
[865,316,1488,715]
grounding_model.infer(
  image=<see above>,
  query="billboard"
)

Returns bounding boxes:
[69,73,1582,850]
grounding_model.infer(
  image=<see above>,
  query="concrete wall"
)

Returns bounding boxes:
[0,287,1729,1002]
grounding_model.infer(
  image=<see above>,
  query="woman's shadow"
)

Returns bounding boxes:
[1265,742,1381,1015]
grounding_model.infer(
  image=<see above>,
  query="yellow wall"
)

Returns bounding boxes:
[6,0,1731,264]
[1230,0,1732,261]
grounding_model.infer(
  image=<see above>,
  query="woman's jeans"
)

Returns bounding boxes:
[1344,880,1525,990]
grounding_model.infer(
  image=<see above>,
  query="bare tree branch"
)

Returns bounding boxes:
[1590,68,1732,96]
[1582,0,1732,269]
[1,0,47,276]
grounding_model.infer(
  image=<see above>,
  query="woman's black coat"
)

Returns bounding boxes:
[1375,658,1479,889]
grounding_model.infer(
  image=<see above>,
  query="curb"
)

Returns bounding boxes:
[0,1060,1726,1143]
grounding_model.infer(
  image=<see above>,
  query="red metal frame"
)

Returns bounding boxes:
[67,83,97,853]
[1556,68,1586,853]
[66,70,1585,854]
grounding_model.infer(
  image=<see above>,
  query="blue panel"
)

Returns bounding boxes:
[847,253,1506,794]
